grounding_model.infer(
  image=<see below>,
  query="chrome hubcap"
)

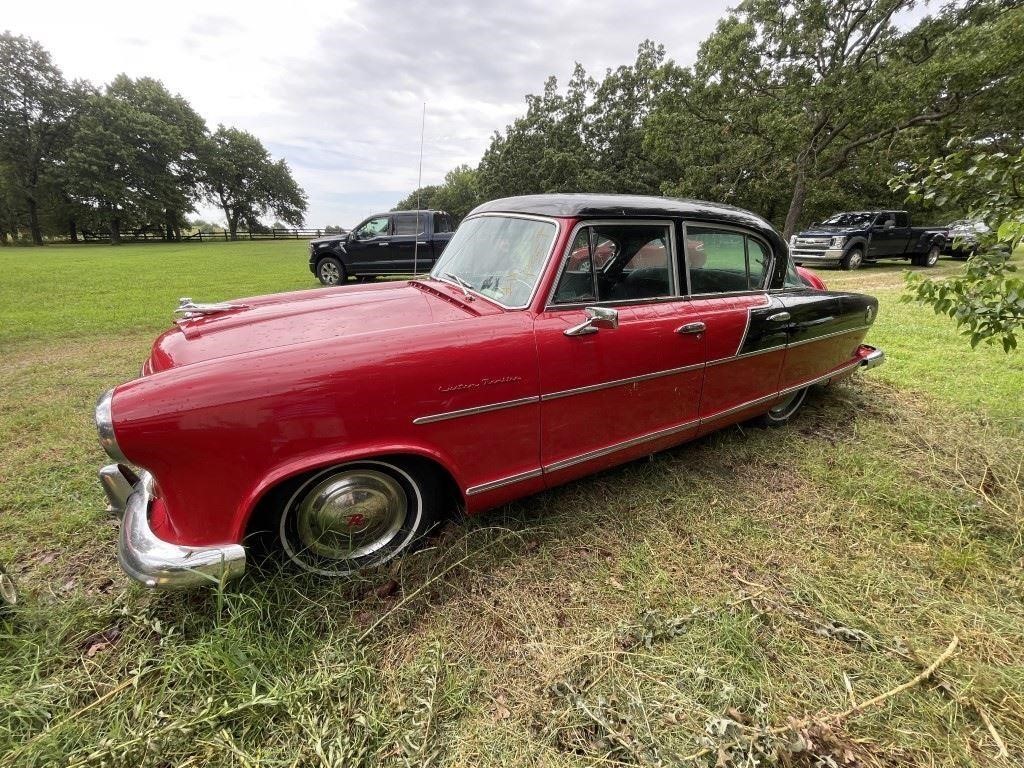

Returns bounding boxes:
[928,248,939,265]
[849,253,862,268]
[769,388,806,418]
[320,262,340,284]
[292,470,406,561]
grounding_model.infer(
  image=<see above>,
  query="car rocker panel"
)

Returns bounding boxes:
[96,194,884,588]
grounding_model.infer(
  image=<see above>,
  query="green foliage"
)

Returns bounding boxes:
[0,31,87,243]
[199,126,308,239]
[894,141,1024,351]
[394,165,482,221]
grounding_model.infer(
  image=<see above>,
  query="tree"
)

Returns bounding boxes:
[893,140,1024,352]
[394,164,483,222]
[200,126,307,240]
[65,91,180,244]
[0,32,86,244]
[105,75,207,240]
[645,0,1024,237]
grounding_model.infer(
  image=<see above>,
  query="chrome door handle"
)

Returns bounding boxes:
[377,242,389,247]
[675,321,705,335]
[767,311,791,322]
[416,242,428,246]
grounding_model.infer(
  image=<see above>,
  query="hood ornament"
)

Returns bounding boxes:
[174,297,250,320]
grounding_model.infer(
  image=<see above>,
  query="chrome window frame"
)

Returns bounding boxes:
[430,212,560,311]
[681,221,776,299]
[544,219,680,310]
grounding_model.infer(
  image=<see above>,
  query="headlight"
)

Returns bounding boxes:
[830,236,847,249]
[789,235,797,247]
[95,389,127,462]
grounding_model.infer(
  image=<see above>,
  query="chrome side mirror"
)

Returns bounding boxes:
[564,306,619,336]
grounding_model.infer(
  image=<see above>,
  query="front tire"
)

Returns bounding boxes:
[840,248,864,270]
[279,459,441,576]
[316,256,346,286]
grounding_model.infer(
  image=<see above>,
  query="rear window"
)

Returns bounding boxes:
[434,213,453,233]
[394,213,424,236]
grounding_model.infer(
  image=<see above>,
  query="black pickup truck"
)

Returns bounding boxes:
[790,210,947,270]
[308,210,456,285]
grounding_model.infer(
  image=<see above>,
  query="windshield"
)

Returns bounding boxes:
[820,212,877,227]
[429,215,558,308]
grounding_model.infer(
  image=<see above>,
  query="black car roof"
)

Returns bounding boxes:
[468,194,784,249]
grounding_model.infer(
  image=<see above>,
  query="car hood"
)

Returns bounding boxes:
[309,235,345,245]
[796,226,862,237]
[147,281,483,372]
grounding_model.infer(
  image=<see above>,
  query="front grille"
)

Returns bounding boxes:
[794,237,830,247]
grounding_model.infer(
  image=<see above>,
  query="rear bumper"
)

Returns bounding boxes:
[100,464,246,588]
[858,344,885,370]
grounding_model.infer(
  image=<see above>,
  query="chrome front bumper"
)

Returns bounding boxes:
[100,464,246,588]
[791,247,845,264]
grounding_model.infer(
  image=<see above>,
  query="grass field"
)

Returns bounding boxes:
[1,241,1022,767]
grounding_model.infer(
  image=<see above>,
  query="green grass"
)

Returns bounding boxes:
[1,242,1022,767]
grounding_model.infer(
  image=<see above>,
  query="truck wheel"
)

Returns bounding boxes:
[278,459,442,577]
[840,248,864,270]
[912,245,941,268]
[316,257,346,286]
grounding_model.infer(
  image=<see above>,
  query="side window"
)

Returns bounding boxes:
[434,213,452,233]
[354,216,390,239]
[685,227,771,294]
[552,223,674,305]
[394,213,423,236]
[894,212,909,227]
[747,238,770,289]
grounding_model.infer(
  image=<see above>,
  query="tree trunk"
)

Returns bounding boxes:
[228,213,239,241]
[68,218,79,243]
[109,217,121,245]
[27,197,43,245]
[782,173,808,240]
[164,209,177,242]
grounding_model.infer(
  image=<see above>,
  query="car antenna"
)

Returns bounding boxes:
[413,101,426,277]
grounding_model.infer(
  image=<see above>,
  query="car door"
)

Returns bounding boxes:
[681,225,789,432]
[390,212,432,274]
[345,214,394,272]
[535,220,706,486]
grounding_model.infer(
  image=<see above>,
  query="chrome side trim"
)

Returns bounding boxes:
[732,294,772,355]
[544,418,701,473]
[413,396,540,425]
[466,468,544,496]
[95,389,126,462]
[477,351,880,485]
[541,361,705,401]
[785,324,870,348]
[112,468,246,588]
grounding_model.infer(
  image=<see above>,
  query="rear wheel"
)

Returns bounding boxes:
[316,256,346,286]
[279,459,441,576]
[753,387,809,428]
[912,244,941,268]
[840,248,864,270]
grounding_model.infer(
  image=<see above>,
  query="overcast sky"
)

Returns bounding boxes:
[6,0,929,227]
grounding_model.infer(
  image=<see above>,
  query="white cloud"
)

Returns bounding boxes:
[4,0,933,227]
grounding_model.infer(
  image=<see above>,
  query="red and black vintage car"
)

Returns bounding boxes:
[96,195,884,587]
